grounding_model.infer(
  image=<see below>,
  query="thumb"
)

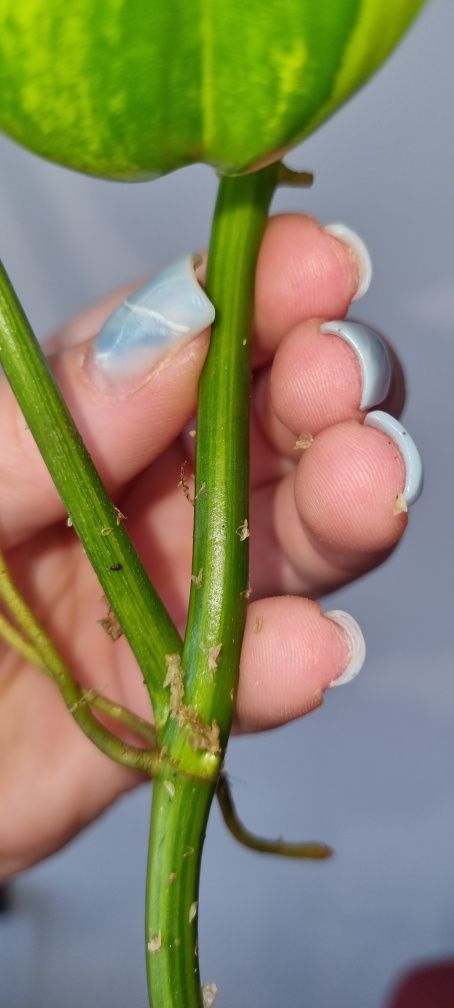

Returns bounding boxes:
[0,255,214,548]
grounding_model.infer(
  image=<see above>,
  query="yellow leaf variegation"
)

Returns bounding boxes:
[0,0,425,180]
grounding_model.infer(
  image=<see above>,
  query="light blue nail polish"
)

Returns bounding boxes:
[364,410,423,506]
[90,255,215,392]
[321,320,391,410]
[323,224,372,301]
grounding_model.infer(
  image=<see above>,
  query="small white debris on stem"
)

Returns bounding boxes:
[201,642,222,672]
[66,516,73,528]
[191,568,204,588]
[164,653,185,717]
[147,932,162,953]
[164,780,175,799]
[188,428,196,438]
[202,983,219,1008]
[236,518,250,541]
[189,901,198,924]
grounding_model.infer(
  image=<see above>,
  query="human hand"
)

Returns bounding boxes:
[0,214,422,878]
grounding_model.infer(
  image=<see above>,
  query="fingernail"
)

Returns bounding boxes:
[325,610,366,687]
[88,255,215,394]
[320,320,391,410]
[364,410,423,508]
[324,223,372,301]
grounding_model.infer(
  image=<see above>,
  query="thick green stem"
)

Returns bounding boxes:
[0,261,180,726]
[147,164,279,1008]
[146,775,213,1007]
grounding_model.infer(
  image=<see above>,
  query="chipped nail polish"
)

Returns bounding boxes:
[88,254,215,394]
[320,320,391,410]
[326,610,366,687]
[364,410,423,508]
[324,223,372,301]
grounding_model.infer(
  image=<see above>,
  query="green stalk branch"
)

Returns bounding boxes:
[0,552,157,772]
[0,261,180,726]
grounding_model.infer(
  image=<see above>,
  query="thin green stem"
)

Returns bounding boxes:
[0,260,181,726]
[217,774,333,860]
[0,602,156,745]
[0,552,157,772]
[147,164,279,1008]
[161,162,279,774]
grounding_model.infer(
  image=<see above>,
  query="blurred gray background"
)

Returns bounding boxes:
[1,1,453,1005]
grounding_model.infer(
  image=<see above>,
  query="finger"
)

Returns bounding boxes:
[253,215,371,358]
[388,963,454,1008]
[0,217,368,547]
[235,596,365,733]
[0,256,214,547]
[0,661,136,878]
[254,318,396,461]
[49,216,368,361]
[249,417,421,599]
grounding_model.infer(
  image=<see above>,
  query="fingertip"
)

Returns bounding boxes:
[235,596,356,733]
[255,214,363,353]
[294,420,408,559]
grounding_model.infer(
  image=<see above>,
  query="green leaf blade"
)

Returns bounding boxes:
[0,0,426,180]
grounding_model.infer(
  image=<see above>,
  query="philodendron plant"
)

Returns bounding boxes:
[0,3,425,1006]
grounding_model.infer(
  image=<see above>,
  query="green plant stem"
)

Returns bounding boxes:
[0,604,156,746]
[147,163,279,1008]
[146,774,213,1007]
[0,261,180,727]
[0,553,157,771]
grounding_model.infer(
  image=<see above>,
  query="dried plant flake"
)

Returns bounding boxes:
[178,461,195,505]
[201,642,222,673]
[294,432,313,451]
[164,780,175,800]
[253,616,264,634]
[99,609,123,641]
[394,493,408,515]
[147,932,162,954]
[202,983,219,1008]
[237,519,250,541]
[189,901,198,924]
